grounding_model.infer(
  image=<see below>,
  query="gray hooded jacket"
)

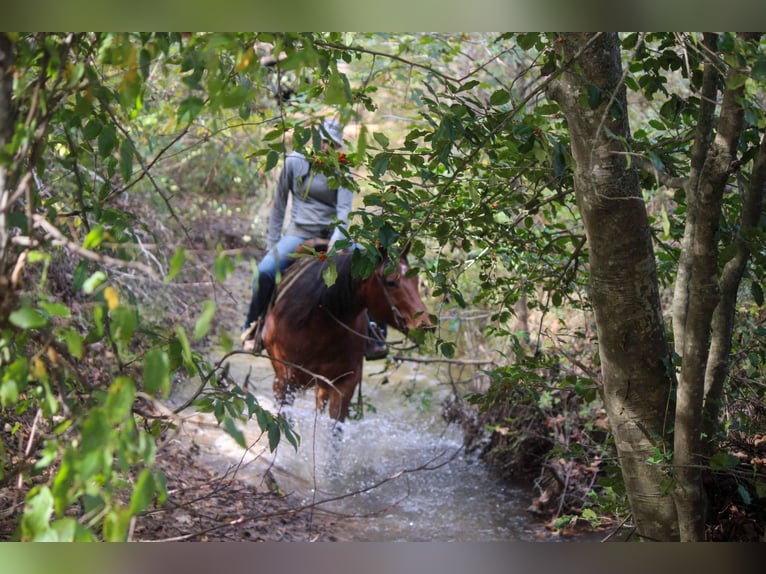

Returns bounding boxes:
[266,151,354,251]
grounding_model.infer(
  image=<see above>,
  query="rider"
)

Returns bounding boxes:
[242,118,387,359]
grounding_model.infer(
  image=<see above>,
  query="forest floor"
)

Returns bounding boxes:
[129,433,347,542]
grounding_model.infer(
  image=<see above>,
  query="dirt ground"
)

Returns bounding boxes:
[130,436,347,542]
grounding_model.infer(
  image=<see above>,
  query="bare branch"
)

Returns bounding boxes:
[25,214,160,280]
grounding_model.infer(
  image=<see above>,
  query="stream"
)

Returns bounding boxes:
[170,348,543,542]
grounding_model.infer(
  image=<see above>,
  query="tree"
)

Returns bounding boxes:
[0,32,300,541]
[546,33,679,540]
[2,32,764,542]
[548,32,766,541]
[328,32,766,541]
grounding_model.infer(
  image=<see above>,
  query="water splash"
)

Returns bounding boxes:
[259,365,536,541]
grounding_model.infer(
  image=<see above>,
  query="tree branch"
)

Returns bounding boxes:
[24,214,160,280]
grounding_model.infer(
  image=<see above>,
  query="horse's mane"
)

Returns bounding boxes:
[273,251,359,326]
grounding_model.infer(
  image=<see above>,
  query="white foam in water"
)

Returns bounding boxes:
[257,362,535,541]
[184,352,536,541]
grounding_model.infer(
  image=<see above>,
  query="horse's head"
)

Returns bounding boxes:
[363,244,434,335]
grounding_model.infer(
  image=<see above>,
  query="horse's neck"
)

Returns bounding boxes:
[322,275,366,319]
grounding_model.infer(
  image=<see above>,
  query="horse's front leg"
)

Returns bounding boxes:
[325,372,361,422]
[273,376,286,404]
[272,363,297,407]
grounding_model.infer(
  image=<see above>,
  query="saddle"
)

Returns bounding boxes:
[241,238,330,353]
[242,238,387,360]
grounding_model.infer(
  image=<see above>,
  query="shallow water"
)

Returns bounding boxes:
[174,351,541,542]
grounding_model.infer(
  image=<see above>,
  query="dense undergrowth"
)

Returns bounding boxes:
[442,328,766,541]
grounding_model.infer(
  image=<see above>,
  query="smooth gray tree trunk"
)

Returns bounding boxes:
[547,33,679,541]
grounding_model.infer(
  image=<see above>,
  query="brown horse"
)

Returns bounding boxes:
[262,244,433,421]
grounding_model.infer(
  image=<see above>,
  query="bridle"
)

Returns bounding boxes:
[375,260,408,333]
[321,258,409,339]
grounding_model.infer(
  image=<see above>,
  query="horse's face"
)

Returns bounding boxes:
[366,257,433,334]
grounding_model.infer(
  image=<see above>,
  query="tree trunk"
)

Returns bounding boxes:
[671,34,720,358]
[703,131,766,440]
[671,33,753,541]
[547,33,678,541]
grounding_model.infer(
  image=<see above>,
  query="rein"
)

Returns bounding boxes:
[321,263,406,340]
[376,263,407,331]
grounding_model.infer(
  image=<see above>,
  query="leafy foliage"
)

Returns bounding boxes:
[1,31,765,540]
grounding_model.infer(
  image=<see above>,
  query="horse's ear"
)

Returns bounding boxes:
[376,243,388,262]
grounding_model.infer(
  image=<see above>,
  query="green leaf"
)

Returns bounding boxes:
[174,325,194,374]
[105,376,135,424]
[737,484,752,506]
[726,72,748,90]
[709,450,739,470]
[81,408,111,456]
[489,89,510,106]
[213,252,235,282]
[178,96,204,125]
[221,84,248,108]
[553,514,574,529]
[517,32,539,50]
[325,71,349,105]
[378,222,399,248]
[751,280,764,306]
[268,423,281,452]
[83,225,105,250]
[9,307,48,329]
[373,131,390,148]
[193,299,216,340]
[82,119,103,140]
[280,419,300,451]
[581,508,598,520]
[223,416,247,449]
[38,301,71,318]
[357,125,368,158]
[264,149,280,172]
[82,271,106,295]
[717,32,735,53]
[371,153,390,178]
[552,140,567,177]
[130,469,156,514]
[0,380,19,407]
[109,305,136,341]
[21,487,54,541]
[120,138,134,183]
[587,84,602,109]
[322,260,338,287]
[63,328,84,359]
[143,348,170,397]
[103,508,132,542]
[154,471,168,505]
[97,125,117,158]
[165,247,185,282]
[49,517,76,541]
[752,56,766,81]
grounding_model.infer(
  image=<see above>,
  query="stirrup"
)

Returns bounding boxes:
[365,321,388,361]
[241,319,263,352]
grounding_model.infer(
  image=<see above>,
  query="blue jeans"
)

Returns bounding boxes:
[243,234,308,330]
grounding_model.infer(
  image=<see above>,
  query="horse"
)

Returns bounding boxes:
[261,243,433,422]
